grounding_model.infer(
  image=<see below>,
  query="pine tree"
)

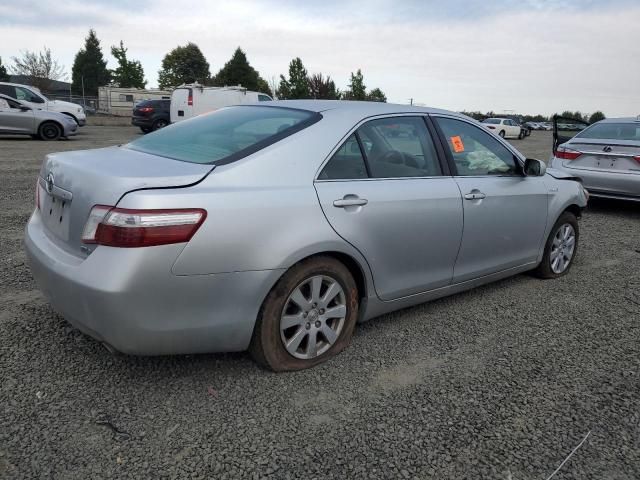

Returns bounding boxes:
[277,58,310,99]
[0,57,9,81]
[72,29,111,96]
[344,69,367,100]
[110,41,146,88]
[212,47,270,94]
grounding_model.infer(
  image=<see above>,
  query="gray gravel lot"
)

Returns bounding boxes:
[1,127,639,479]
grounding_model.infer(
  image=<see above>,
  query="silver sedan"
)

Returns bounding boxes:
[0,94,78,140]
[550,117,640,202]
[25,101,588,370]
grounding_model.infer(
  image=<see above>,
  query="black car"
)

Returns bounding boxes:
[131,99,170,133]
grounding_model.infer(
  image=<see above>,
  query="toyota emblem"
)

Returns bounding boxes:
[603,146,612,153]
[46,173,54,194]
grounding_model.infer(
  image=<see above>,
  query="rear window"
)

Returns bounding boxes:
[575,122,640,141]
[126,106,320,165]
[482,119,500,124]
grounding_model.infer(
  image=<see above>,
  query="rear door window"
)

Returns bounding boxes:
[435,117,519,176]
[357,117,442,178]
[127,106,320,165]
[318,134,368,180]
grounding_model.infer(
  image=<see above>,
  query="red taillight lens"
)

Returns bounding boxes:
[82,206,206,248]
[634,155,640,164]
[138,106,154,113]
[187,94,193,106]
[555,147,582,160]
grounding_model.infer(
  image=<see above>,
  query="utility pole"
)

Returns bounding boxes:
[409,98,413,105]
[81,75,86,107]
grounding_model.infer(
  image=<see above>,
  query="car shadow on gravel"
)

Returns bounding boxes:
[586,197,640,217]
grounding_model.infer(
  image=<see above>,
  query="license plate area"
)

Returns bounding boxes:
[41,193,71,240]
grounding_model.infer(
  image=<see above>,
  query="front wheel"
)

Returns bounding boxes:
[38,122,62,141]
[518,131,524,140]
[249,256,359,371]
[533,212,579,279]
[499,130,506,138]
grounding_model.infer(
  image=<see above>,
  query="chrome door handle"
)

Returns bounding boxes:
[333,197,368,208]
[464,192,486,200]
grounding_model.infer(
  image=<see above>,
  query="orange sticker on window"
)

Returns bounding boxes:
[450,136,464,153]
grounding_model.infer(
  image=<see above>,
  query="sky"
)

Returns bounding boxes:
[1,0,639,116]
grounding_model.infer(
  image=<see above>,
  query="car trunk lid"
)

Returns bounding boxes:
[560,139,640,175]
[37,145,213,256]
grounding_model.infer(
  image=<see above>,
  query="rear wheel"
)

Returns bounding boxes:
[518,130,524,140]
[140,127,152,134]
[38,122,62,141]
[499,130,506,138]
[152,119,168,131]
[534,212,579,279]
[249,256,359,371]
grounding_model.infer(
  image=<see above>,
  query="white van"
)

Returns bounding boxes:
[0,82,87,126]
[170,84,272,123]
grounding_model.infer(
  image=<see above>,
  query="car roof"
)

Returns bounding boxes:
[264,100,457,117]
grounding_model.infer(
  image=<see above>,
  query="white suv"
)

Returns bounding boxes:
[0,82,86,126]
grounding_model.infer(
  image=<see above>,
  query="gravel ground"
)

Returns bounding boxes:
[1,127,639,479]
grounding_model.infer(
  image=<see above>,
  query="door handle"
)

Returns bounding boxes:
[333,197,368,208]
[464,191,486,200]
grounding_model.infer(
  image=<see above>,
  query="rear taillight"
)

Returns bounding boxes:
[138,106,154,113]
[82,206,206,248]
[634,155,640,164]
[187,94,193,106]
[555,146,582,161]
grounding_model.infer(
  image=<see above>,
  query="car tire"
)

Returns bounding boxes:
[152,119,168,131]
[249,256,359,372]
[140,127,152,134]
[38,122,62,141]
[499,130,506,138]
[533,211,579,279]
[518,131,524,140]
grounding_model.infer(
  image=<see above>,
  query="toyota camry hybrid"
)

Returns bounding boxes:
[25,101,589,371]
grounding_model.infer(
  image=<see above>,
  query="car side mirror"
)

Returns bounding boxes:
[524,158,546,176]
[20,105,32,111]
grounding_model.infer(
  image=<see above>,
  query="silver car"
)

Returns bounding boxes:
[25,101,588,371]
[551,117,640,201]
[0,94,78,140]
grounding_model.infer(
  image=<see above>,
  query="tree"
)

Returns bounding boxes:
[11,47,65,91]
[158,43,210,89]
[0,57,9,82]
[367,87,387,102]
[277,58,310,99]
[307,73,340,100]
[72,30,111,96]
[343,69,367,100]
[212,47,270,94]
[110,41,146,88]
[588,111,606,123]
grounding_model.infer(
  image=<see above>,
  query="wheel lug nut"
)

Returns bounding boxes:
[305,323,311,330]
[315,321,321,328]
[303,312,308,318]
[319,309,325,315]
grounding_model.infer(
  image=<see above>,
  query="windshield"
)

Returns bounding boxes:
[127,106,320,164]
[482,119,500,124]
[575,122,640,142]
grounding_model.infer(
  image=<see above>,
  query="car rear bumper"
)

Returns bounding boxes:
[24,209,283,355]
[77,117,86,127]
[550,158,640,200]
[131,116,153,128]
[63,123,78,137]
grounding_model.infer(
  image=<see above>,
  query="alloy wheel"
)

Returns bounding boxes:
[550,223,576,274]
[280,275,347,360]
